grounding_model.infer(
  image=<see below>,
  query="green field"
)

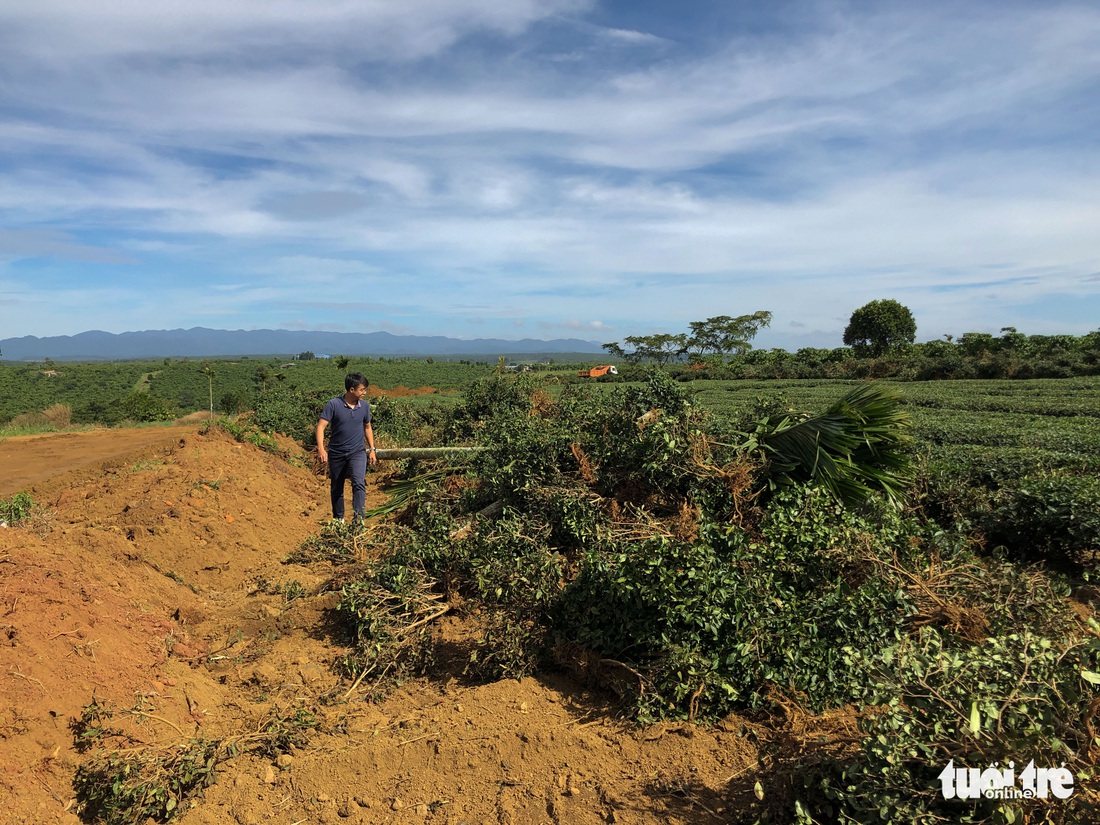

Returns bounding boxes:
[0,357,496,426]
[0,355,630,428]
[688,377,1100,482]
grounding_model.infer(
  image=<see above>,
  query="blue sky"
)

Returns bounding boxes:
[1,0,1097,350]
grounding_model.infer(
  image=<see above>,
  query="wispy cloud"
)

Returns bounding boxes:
[0,1,592,62]
[600,28,666,45]
[0,229,136,264]
[550,319,613,331]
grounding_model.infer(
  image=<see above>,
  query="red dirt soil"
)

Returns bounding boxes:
[0,426,758,825]
[368,386,454,398]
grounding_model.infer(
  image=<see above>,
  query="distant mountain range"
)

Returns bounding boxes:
[0,328,606,361]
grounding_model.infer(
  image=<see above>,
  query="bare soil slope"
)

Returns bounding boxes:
[0,425,195,498]
[1,427,756,825]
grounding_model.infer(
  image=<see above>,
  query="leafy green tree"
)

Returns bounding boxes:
[254,365,274,391]
[297,351,315,361]
[998,326,1027,353]
[601,341,628,361]
[956,332,996,358]
[843,299,916,357]
[220,390,250,416]
[603,311,772,368]
[687,311,773,358]
[604,337,659,365]
[620,333,688,366]
[335,355,350,371]
[117,392,177,423]
[1028,334,1077,355]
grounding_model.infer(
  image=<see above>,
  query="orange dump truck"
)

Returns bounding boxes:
[577,365,619,378]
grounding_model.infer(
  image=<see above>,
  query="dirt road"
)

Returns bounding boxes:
[0,425,194,497]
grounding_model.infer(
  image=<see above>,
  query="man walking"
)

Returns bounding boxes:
[316,372,377,522]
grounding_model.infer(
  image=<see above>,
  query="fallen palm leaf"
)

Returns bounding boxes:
[747,383,913,508]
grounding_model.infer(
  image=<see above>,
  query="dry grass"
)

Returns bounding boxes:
[725,689,872,818]
[8,411,50,428]
[865,550,991,642]
[42,404,72,429]
[528,389,556,418]
[18,506,56,538]
[570,442,598,485]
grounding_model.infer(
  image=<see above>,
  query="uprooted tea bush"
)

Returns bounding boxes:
[747,628,1100,824]
[75,738,220,825]
[915,447,1100,574]
[555,492,922,721]
[329,373,929,715]
[333,553,445,691]
[72,700,317,825]
[310,371,1097,822]
[285,517,363,564]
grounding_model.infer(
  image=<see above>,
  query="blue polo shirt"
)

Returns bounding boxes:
[320,396,371,457]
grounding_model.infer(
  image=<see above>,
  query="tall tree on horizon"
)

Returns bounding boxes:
[843,300,917,357]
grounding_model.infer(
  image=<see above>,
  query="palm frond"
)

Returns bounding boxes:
[363,467,451,518]
[757,383,912,508]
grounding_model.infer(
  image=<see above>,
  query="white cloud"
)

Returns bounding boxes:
[0,0,592,62]
[599,27,666,45]
[555,319,612,331]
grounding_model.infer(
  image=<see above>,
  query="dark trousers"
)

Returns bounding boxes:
[328,451,366,519]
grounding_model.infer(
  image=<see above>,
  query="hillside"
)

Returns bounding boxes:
[0,425,756,825]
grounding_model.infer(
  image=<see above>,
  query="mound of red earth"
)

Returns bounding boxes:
[1,425,758,825]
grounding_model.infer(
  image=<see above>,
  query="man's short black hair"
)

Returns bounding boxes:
[345,372,369,391]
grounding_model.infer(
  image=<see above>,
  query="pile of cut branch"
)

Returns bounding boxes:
[338,567,450,697]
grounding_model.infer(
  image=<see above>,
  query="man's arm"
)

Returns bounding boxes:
[365,421,376,465]
[316,418,329,463]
